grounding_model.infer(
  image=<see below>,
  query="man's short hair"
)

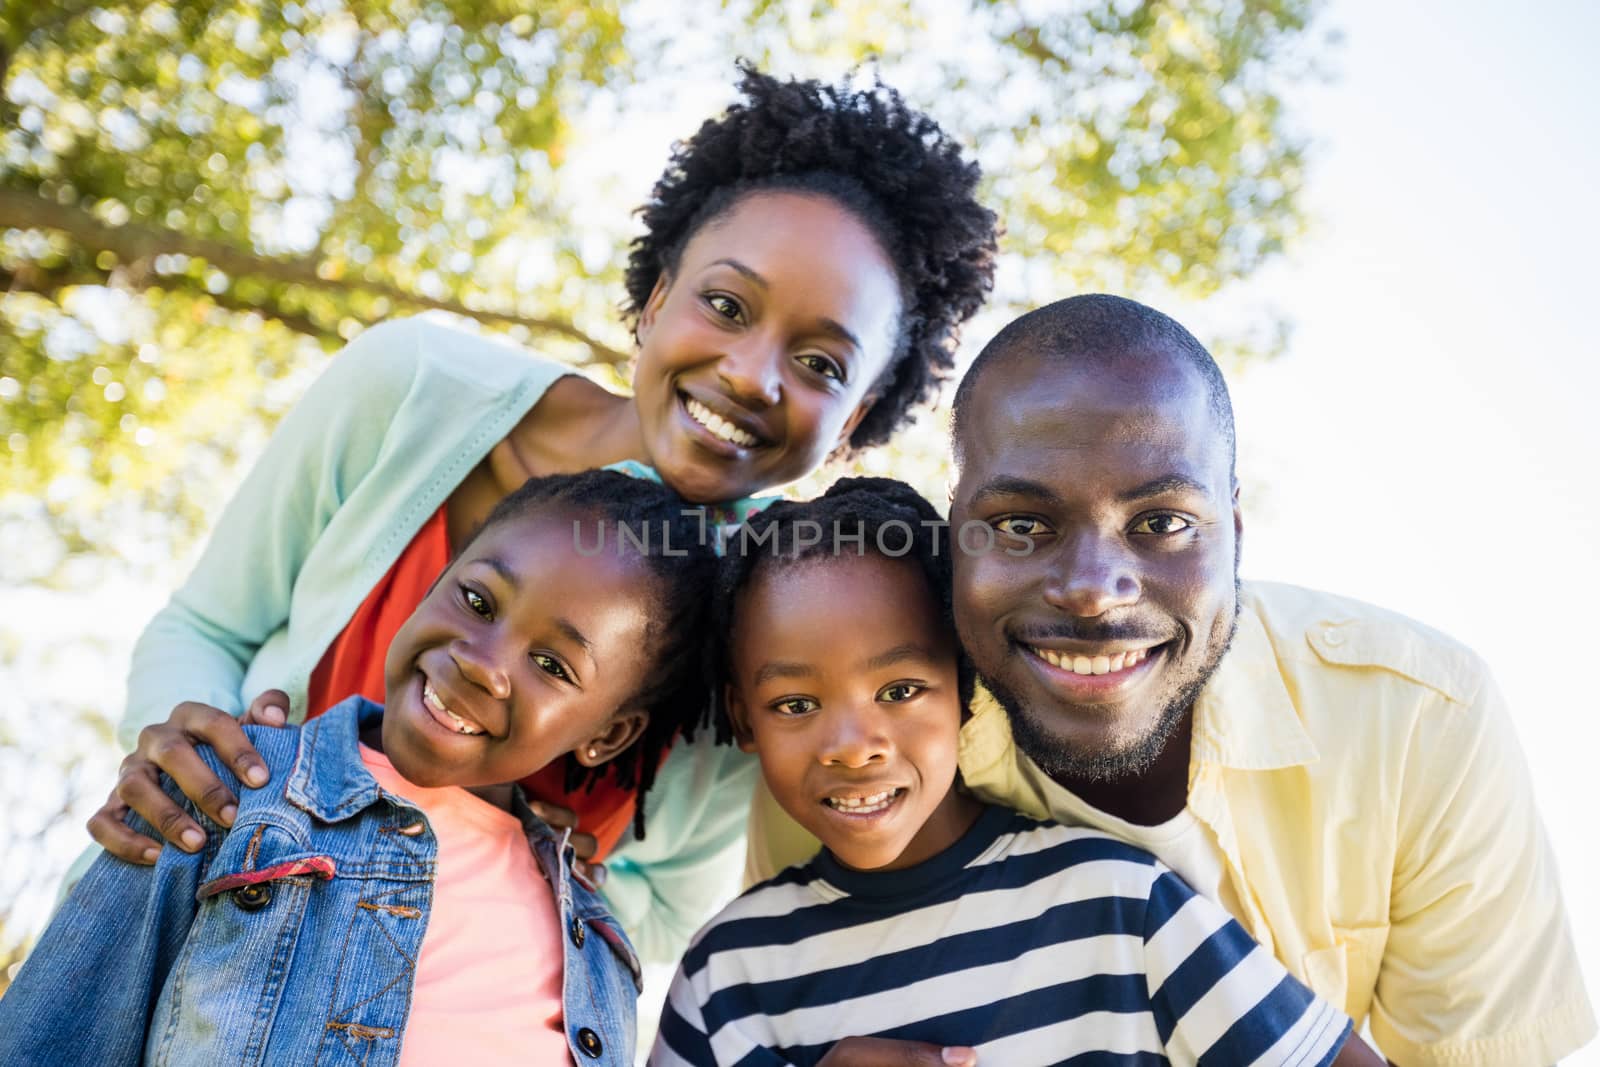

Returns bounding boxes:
[952,294,1236,477]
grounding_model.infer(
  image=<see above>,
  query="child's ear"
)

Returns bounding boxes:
[725,683,757,753]
[575,708,649,767]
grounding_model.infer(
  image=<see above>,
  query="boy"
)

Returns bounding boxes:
[653,479,1382,1067]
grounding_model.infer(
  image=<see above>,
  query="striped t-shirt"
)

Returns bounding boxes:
[652,806,1350,1066]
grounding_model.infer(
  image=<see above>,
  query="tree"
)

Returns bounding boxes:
[1,0,1323,572]
[0,0,1328,994]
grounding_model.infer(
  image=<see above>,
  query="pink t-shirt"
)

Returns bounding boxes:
[359,744,575,1067]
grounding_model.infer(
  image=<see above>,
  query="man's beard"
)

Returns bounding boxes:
[986,589,1241,785]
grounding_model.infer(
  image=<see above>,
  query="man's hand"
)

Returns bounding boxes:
[818,1038,976,1066]
[86,690,288,863]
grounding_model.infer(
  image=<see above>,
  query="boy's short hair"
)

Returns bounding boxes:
[473,470,719,839]
[711,477,969,742]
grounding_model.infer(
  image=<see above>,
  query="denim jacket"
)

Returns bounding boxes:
[0,698,641,1066]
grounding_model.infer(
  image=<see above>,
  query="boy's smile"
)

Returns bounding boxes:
[380,511,654,795]
[729,552,979,873]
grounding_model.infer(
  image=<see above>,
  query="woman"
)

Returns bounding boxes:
[86,65,998,962]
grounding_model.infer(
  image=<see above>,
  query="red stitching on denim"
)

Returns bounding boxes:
[197,856,336,899]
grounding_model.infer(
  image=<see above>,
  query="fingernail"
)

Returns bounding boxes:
[243,764,268,788]
[590,865,607,886]
[142,848,160,864]
[180,828,205,851]
[262,706,286,725]
[220,804,237,826]
[942,1050,975,1066]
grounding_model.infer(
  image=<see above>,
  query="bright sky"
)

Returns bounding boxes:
[1224,0,1600,1005]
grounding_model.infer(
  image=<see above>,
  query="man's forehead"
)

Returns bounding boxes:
[954,350,1228,493]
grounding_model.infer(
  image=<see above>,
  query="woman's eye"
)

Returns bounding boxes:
[796,353,843,382]
[532,653,571,682]
[994,516,1046,538]
[705,293,742,321]
[1132,514,1193,535]
[462,587,492,618]
[773,697,818,717]
[878,683,923,703]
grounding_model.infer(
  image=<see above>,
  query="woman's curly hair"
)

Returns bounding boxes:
[623,64,998,451]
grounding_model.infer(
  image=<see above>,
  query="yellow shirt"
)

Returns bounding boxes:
[963,581,1593,1066]
[745,581,1594,1066]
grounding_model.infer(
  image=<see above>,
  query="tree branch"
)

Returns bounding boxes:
[0,187,631,363]
[1,261,343,344]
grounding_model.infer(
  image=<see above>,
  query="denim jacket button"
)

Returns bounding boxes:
[232,884,272,912]
[575,1027,602,1058]
[569,916,586,948]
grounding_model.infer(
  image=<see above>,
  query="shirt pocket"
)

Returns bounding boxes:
[1303,922,1390,1023]
[151,841,336,1063]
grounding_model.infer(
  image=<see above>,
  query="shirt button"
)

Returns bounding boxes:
[576,1027,603,1058]
[232,883,272,912]
[1322,627,1344,646]
[569,916,586,948]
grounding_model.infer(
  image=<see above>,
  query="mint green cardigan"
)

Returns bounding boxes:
[122,316,757,962]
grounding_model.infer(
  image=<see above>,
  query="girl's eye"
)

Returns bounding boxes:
[705,293,743,322]
[532,653,571,682]
[462,587,492,618]
[796,352,843,382]
[772,697,818,717]
[1132,513,1193,535]
[878,682,923,703]
[994,516,1047,538]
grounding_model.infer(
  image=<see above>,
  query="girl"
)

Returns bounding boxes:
[3,472,715,1066]
[87,66,999,960]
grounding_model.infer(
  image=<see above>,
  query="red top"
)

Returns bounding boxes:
[305,504,641,860]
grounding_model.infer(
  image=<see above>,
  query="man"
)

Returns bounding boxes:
[946,294,1593,1065]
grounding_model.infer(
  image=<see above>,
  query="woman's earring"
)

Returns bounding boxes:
[586,747,598,761]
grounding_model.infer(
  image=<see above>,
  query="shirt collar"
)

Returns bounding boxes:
[284,696,388,822]
[1189,598,1320,771]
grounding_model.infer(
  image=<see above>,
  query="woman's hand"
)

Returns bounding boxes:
[527,799,605,886]
[818,1038,976,1066]
[86,690,289,863]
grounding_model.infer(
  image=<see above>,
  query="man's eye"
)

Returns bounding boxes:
[462,587,492,618]
[705,293,742,321]
[878,683,922,703]
[796,353,843,382]
[1132,514,1193,535]
[773,697,818,717]
[532,653,570,682]
[994,516,1046,537]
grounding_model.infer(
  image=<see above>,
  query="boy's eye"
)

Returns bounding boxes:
[772,696,818,717]
[532,653,571,682]
[1131,513,1193,535]
[795,352,843,382]
[462,587,492,618]
[878,682,923,703]
[704,293,743,321]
